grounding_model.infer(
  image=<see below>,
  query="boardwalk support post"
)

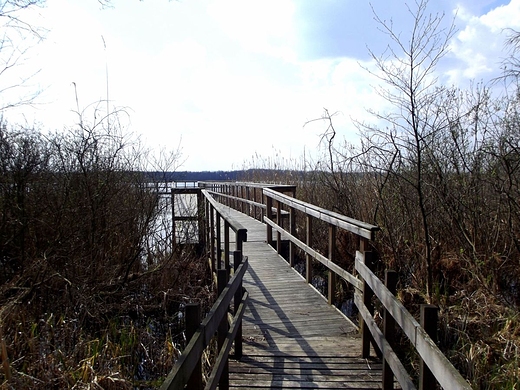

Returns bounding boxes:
[383,270,398,390]
[218,269,230,390]
[420,304,439,390]
[266,194,273,247]
[210,205,216,273]
[289,205,296,267]
[361,239,376,358]
[328,225,337,305]
[186,303,202,390]
[216,213,222,269]
[233,251,243,359]
[306,215,313,284]
[276,199,282,255]
[224,220,230,273]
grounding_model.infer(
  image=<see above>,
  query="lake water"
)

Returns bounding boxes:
[153,182,200,246]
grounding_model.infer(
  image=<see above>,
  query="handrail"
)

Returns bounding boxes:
[263,187,379,240]
[206,189,266,211]
[206,189,290,217]
[200,181,296,223]
[264,217,362,290]
[202,190,248,235]
[169,181,471,389]
[202,189,248,276]
[160,257,249,390]
[355,252,472,390]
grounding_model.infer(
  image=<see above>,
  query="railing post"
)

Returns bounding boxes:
[216,213,222,270]
[224,220,230,273]
[419,304,439,390]
[289,206,295,267]
[266,194,273,247]
[328,225,336,305]
[186,303,202,390]
[197,189,204,247]
[361,239,375,358]
[246,186,251,216]
[306,215,313,284]
[276,199,282,255]
[252,187,258,220]
[239,185,244,213]
[236,229,246,254]
[217,269,229,390]
[171,188,177,248]
[210,205,216,274]
[383,270,398,390]
[233,251,243,359]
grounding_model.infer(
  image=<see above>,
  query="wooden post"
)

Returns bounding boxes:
[266,194,273,247]
[419,304,439,390]
[252,187,257,220]
[328,225,337,305]
[289,206,296,267]
[361,239,375,358]
[236,229,245,254]
[171,188,176,248]
[306,215,313,284]
[186,303,202,389]
[218,269,229,390]
[383,270,398,390]
[197,189,204,247]
[224,220,230,274]
[210,205,216,274]
[233,251,243,359]
[239,185,244,213]
[216,213,222,270]
[246,187,251,216]
[276,200,282,256]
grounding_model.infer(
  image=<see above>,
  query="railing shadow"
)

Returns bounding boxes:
[243,263,336,386]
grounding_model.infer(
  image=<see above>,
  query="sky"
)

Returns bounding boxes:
[2,0,520,171]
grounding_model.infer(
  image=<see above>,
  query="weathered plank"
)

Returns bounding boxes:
[217,207,385,389]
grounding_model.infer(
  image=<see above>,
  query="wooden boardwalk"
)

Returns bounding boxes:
[224,207,384,389]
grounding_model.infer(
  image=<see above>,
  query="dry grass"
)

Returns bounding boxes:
[0,247,214,389]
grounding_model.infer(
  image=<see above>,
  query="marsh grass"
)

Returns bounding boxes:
[0,117,215,388]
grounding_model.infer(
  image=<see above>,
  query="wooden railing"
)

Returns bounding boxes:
[261,187,472,390]
[167,181,472,389]
[204,182,471,390]
[160,189,249,390]
[354,256,471,390]
[202,189,247,274]
[200,181,296,223]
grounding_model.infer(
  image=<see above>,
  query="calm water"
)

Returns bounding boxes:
[154,182,200,245]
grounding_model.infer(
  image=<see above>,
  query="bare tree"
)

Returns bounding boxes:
[357,0,456,300]
[0,0,45,111]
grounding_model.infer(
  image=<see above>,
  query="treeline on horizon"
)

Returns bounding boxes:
[144,168,308,182]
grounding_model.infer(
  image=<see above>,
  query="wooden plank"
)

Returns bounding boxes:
[355,252,419,344]
[263,188,379,240]
[355,255,472,390]
[206,291,249,390]
[355,294,416,390]
[264,217,362,290]
[214,206,386,390]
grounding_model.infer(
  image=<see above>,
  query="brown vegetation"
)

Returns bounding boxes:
[0,114,213,388]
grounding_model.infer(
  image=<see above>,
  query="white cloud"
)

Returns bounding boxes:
[7,0,520,171]
[448,0,520,83]
[207,0,297,61]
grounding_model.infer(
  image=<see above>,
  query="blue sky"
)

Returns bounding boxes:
[3,0,518,171]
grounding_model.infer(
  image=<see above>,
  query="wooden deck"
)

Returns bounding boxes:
[223,207,384,389]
